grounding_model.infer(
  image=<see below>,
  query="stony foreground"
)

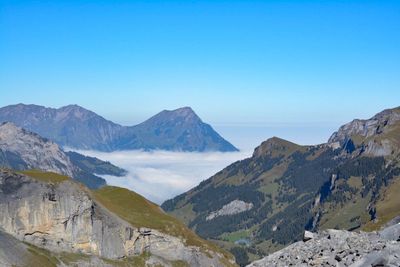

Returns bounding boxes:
[248,223,400,267]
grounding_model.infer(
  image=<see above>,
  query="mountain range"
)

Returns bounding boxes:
[162,106,400,266]
[1,104,399,266]
[0,104,238,152]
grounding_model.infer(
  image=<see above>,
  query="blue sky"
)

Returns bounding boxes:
[1,1,399,132]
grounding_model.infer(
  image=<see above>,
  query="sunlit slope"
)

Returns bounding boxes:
[162,107,400,265]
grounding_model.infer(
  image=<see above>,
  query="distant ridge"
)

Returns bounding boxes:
[0,103,238,152]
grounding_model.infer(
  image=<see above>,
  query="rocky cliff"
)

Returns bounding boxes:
[0,122,76,177]
[329,107,400,157]
[0,169,235,267]
[0,122,128,188]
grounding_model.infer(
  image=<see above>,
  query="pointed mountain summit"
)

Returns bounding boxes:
[116,107,239,152]
[0,104,238,152]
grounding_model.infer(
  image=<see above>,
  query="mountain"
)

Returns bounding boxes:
[0,169,236,267]
[0,104,238,152]
[0,122,126,188]
[248,221,400,267]
[116,107,238,151]
[0,104,122,151]
[161,106,400,266]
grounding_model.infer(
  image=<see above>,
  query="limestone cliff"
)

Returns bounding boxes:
[0,169,235,267]
[328,107,400,157]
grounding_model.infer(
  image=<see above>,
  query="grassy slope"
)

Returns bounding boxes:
[93,186,235,265]
[363,176,400,231]
[161,138,310,262]
[18,169,70,183]
[25,241,156,267]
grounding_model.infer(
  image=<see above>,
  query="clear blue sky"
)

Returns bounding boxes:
[1,0,399,128]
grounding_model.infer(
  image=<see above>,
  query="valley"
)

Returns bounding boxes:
[2,2,399,266]
[0,105,400,266]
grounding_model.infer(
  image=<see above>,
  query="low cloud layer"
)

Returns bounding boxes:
[71,149,251,204]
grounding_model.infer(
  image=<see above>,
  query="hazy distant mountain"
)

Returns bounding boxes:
[0,104,238,152]
[116,107,238,151]
[0,104,122,151]
[162,106,400,266]
[0,122,126,188]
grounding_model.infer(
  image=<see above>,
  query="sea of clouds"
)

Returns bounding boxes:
[70,149,251,204]
[69,125,336,204]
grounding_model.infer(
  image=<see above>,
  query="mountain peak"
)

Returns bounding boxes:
[328,106,400,145]
[57,104,98,121]
[59,104,92,114]
[161,106,199,120]
[143,106,202,125]
[172,106,194,113]
[253,136,303,158]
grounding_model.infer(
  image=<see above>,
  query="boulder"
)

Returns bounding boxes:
[303,231,314,242]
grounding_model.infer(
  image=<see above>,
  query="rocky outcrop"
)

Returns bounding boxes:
[0,122,106,188]
[328,107,400,145]
[0,170,232,266]
[0,122,76,177]
[328,107,400,157]
[248,225,400,267]
[206,200,254,221]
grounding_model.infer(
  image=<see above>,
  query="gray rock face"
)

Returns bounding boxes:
[327,107,400,157]
[0,122,106,188]
[0,122,76,177]
[329,107,400,144]
[247,227,400,267]
[0,104,238,152]
[0,229,124,267]
[206,200,254,221]
[302,230,314,242]
[329,107,400,143]
[0,170,230,266]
